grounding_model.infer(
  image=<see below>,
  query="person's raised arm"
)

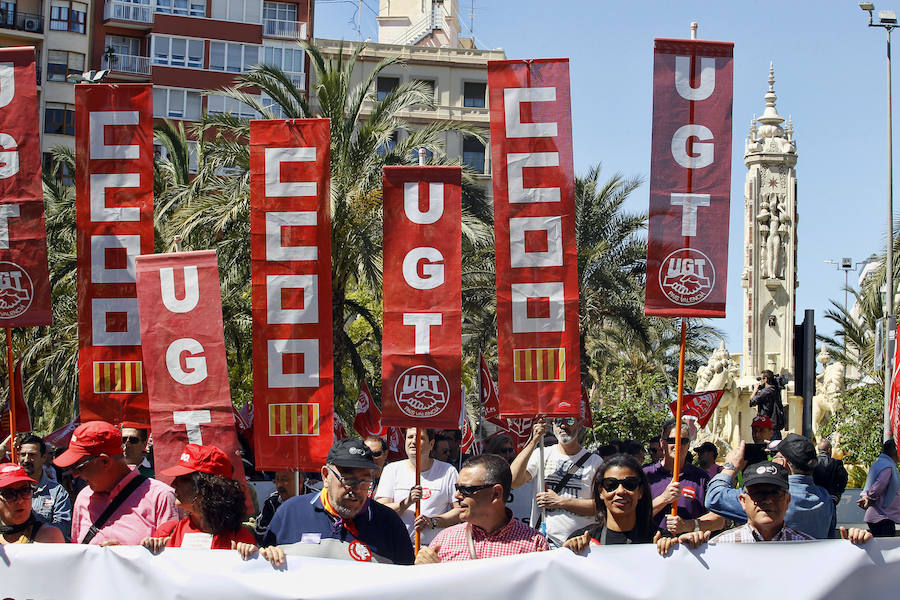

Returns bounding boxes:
[510,421,546,490]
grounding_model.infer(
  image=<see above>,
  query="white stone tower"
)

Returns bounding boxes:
[741,64,798,381]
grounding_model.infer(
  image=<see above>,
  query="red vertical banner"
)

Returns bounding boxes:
[645,39,734,317]
[488,59,581,417]
[76,83,154,424]
[250,119,334,471]
[0,47,51,326]
[134,250,247,492]
[890,320,900,443]
[381,166,462,430]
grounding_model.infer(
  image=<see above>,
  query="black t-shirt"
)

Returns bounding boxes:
[567,522,651,545]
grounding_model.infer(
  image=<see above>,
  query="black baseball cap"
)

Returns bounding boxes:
[742,461,790,490]
[327,439,379,470]
[772,433,817,470]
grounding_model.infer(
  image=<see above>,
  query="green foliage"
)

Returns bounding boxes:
[819,385,884,476]
[586,367,671,447]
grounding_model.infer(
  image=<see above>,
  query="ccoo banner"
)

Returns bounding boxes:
[76,83,154,425]
[0,47,52,327]
[250,119,334,471]
[488,58,581,417]
[381,166,462,430]
[645,39,734,317]
[135,250,247,492]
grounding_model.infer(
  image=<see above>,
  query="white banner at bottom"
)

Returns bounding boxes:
[3,540,900,600]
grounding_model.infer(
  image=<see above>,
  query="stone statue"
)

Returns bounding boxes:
[812,346,844,438]
[766,195,784,279]
[695,343,741,451]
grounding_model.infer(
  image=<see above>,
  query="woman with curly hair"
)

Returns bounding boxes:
[141,444,257,557]
[563,454,653,553]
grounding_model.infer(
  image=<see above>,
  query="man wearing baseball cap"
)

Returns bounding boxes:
[261,438,414,564]
[54,421,177,546]
[751,415,774,445]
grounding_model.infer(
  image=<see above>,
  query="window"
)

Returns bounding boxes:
[263,1,297,22]
[377,76,399,101]
[463,81,486,108]
[413,79,436,105]
[106,35,141,57]
[50,1,87,33]
[153,36,204,69]
[206,94,260,119]
[153,87,202,121]
[462,136,485,173]
[211,0,261,24]
[156,0,204,17]
[47,50,85,82]
[44,103,75,136]
[154,141,199,174]
[42,153,74,186]
[209,41,259,73]
[0,2,15,26]
[262,45,304,84]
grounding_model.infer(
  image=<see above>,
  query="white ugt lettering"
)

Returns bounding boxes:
[402,247,444,290]
[0,204,19,250]
[160,266,199,313]
[670,193,710,237]
[173,410,211,444]
[0,132,19,179]
[404,182,444,224]
[671,125,714,169]
[0,62,14,109]
[403,313,442,354]
[166,338,208,385]
[675,56,716,101]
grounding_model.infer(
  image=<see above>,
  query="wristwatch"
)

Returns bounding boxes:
[723,462,736,471]
[430,517,438,529]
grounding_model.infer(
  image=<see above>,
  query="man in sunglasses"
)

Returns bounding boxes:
[120,424,153,479]
[509,416,602,546]
[415,454,548,563]
[645,418,725,537]
[262,438,413,564]
[53,421,178,545]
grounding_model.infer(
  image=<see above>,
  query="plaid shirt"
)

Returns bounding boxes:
[431,511,549,561]
[711,522,814,544]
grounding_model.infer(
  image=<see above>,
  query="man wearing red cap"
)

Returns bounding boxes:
[751,415,774,445]
[54,421,178,546]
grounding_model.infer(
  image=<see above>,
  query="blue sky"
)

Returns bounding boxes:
[313,1,892,355]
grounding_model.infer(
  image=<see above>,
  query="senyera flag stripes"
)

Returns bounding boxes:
[645,39,734,317]
[75,83,154,425]
[381,166,462,430]
[488,58,581,417]
[250,119,334,471]
[0,47,51,328]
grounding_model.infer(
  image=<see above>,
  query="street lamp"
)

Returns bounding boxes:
[825,257,861,316]
[860,1,896,441]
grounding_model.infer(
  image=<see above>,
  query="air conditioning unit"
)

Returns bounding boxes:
[23,17,40,32]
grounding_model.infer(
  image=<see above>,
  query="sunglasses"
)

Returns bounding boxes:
[664,437,691,446]
[600,476,641,493]
[327,467,373,491]
[455,483,497,497]
[553,417,577,427]
[0,485,36,503]
[122,436,143,445]
[369,449,384,458]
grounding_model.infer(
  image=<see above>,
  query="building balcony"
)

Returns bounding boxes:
[102,53,151,77]
[0,11,44,35]
[283,70,305,90]
[263,19,307,40]
[103,1,153,28]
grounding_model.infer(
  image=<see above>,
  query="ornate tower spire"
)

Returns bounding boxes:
[757,62,785,138]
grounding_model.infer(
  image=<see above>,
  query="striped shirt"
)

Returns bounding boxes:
[431,511,549,561]
[711,523,814,544]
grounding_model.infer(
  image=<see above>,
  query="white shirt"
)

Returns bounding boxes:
[525,445,602,545]
[376,459,458,544]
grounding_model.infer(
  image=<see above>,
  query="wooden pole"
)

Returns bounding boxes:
[6,327,17,463]
[671,318,688,516]
[414,426,422,553]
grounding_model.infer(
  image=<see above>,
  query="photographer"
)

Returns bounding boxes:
[749,370,785,441]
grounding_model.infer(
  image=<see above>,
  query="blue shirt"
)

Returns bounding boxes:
[705,471,836,539]
[263,492,414,565]
[32,473,71,540]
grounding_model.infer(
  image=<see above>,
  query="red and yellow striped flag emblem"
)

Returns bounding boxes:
[268,403,320,436]
[513,348,565,382]
[93,361,143,394]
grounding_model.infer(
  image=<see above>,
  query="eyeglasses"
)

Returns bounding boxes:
[600,476,641,493]
[455,483,497,497]
[122,436,143,445]
[553,417,577,427]
[0,485,36,503]
[70,455,100,474]
[664,437,691,446]
[369,449,384,458]
[327,467,373,491]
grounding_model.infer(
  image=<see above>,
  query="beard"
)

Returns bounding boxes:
[333,492,365,518]
[555,430,573,444]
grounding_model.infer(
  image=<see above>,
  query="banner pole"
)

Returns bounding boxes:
[671,318,688,516]
[294,470,300,497]
[6,327,17,463]
[537,419,547,538]
[414,427,421,554]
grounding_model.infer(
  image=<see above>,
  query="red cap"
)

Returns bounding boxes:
[0,463,37,489]
[751,415,773,429]
[160,444,233,479]
[53,421,124,468]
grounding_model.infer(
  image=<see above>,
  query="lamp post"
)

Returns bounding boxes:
[860,1,896,441]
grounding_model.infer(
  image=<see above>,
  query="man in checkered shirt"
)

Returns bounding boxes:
[415,454,548,563]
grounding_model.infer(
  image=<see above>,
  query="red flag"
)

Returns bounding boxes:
[890,320,900,443]
[667,389,725,429]
[0,48,51,327]
[381,166,462,429]
[581,385,593,430]
[1,360,30,440]
[459,403,482,454]
[488,59,581,417]
[43,420,79,448]
[479,354,504,427]
[134,250,248,498]
[385,426,405,462]
[250,119,334,471]
[333,418,348,441]
[76,83,154,425]
[644,39,734,317]
[503,417,534,453]
[353,380,386,438]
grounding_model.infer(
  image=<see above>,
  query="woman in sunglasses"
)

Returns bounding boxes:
[563,454,652,552]
[0,463,65,544]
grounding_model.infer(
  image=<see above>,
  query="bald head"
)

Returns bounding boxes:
[817,439,832,454]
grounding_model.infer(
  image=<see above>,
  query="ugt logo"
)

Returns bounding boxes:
[394,365,450,419]
[659,248,715,306]
[0,261,33,319]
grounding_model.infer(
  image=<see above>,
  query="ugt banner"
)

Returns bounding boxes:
[353,380,386,438]
[76,83,154,425]
[667,389,725,429]
[135,250,247,489]
[645,39,734,317]
[488,58,581,417]
[250,119,334,471]
[0,47,51,327]
[381,166,462,430]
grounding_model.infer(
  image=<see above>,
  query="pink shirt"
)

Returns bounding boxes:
[430,512,548,561]
[72,469,179,545]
